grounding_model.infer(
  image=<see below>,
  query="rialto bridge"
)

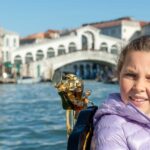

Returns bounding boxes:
[10,26,123,80]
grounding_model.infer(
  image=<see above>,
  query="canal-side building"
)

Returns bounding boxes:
[0,28,19,77]
[20,29,60,45]
[1,17,150,80]
[84,17,148,42]
[11,25,123,80]
[141,23,150,35]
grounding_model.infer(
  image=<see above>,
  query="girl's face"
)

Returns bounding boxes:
[119,51,150,116]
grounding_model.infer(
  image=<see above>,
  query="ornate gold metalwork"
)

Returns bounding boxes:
[55,74,93,136]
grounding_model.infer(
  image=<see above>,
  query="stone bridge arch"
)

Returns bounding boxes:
[23,49,118,80]
[45,51,117,80]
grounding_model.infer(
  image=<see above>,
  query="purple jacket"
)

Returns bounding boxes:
[91,93,150,150]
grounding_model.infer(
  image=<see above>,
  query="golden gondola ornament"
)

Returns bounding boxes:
[55,74,92,136]
[55,74,98,150]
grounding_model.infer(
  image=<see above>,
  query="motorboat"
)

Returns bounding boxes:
[17,76,41,84]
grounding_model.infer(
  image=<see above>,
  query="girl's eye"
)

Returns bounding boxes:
[146,76,150,80]
[125,73,136,78]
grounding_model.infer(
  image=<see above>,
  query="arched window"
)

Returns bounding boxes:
[58,45,66,55]
[82,35,88,50]
[99,42,108,52]
[14,55,22,75]
[84,31,95,50]
[25,52,33,64]
[6,38,9,47]
[111,45,118,54]
[36,50,44,61]
[14,55,22,65]
[13,38,17,47]
[6,51,9,61]
[47,47,55,58]
[68,42,77,53]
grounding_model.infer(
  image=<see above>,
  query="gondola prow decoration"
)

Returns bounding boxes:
[55,74,98,150]
[55,74,93,136]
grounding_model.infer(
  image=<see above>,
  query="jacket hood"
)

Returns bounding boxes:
[94,93,150,128]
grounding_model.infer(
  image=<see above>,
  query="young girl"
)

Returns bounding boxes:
[91,35,150,150]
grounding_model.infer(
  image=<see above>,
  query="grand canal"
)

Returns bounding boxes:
[0,81,119,150]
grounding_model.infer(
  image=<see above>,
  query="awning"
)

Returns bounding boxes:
[3,62,13,68]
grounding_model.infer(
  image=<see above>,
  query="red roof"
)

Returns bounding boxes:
[22,33,45,40]
[21,29,60,40]
[140,21,149,27]
[83,17,149,29]
[93,20,122,28]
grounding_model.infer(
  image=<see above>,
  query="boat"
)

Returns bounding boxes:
[17,76,41,84]
[0,77,16,84]
[103,77,118,84]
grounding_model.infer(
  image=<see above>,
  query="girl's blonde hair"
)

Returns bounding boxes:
[117,35,150,77]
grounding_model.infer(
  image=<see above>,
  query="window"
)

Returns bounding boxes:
[99,42,108,52]
[6,51,9,61]
[14,55,22,65]
[111,29,116,35]
[6,38,9,47]
[68,42,77,53]
[47,48,55,58]
[25,52,33,64]
[36,50,44,61]
[14,38,17,47]
[58,45,66,55]
[82,35,88,50]
[2,51,4,61]
[111,45,118,54]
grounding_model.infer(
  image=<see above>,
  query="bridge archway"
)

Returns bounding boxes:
[49,51,117,81]
[82,35,88,50]
[53,60,116,81]
[81,30,95,50]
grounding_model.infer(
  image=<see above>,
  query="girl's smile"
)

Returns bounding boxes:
[129,96,148,107]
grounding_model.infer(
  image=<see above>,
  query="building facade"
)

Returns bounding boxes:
[1,17,150,80]
[0,28,19,77]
